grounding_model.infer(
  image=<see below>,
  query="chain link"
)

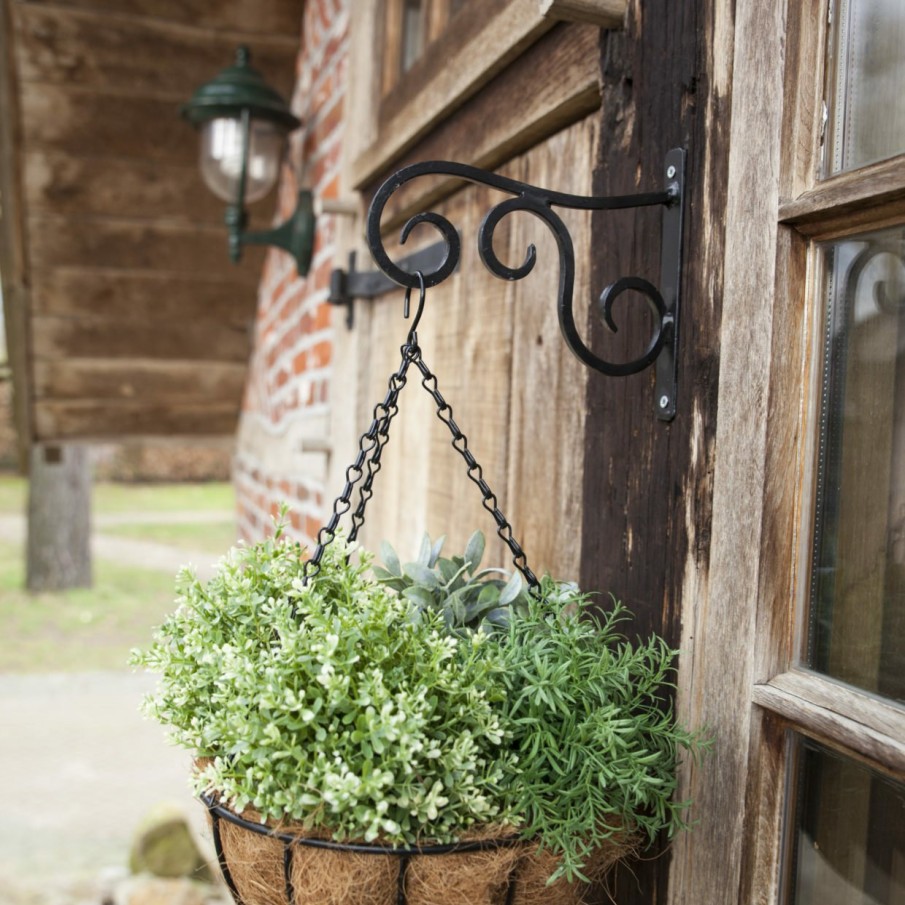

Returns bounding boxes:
[303,287,537,594]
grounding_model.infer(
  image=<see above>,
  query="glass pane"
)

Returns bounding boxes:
[826,0,905,174]
[789,739,905,905]
[401,0,426,72]
[808,225,905,704]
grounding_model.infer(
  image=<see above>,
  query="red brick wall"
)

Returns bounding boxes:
[234,0,348,544]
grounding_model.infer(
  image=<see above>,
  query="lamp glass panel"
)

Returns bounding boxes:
[200,116,285,203]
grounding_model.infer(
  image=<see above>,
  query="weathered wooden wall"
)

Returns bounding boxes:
[1,0,300,442]
[353,117,596,578]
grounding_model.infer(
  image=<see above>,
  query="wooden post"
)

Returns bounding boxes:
[26,444,92,590]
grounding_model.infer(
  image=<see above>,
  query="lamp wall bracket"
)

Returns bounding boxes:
[329,239,456,330]
[364,148,686,421]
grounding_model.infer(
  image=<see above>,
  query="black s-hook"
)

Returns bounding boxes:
[403,270,427,343]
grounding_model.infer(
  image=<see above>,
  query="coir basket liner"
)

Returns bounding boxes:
[205,794,633,905]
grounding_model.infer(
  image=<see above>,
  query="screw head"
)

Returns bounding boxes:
[659,395,670,409]
[666,165,676,179]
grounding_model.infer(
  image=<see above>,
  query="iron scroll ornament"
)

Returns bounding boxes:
[365,149,686,420]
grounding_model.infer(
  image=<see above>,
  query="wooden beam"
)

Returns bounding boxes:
[0,0,32,458]
[539,0,626,28]
[366,23,601,231]
[31,270,257,324]
[31,316,251,363]
[34,399,242,441]
[27,214,266,274]
[14,6,298,100]
[33,359,247,404]
[351,0,557,187]
[18,0,303,38]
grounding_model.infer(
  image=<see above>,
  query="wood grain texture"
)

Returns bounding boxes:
[349,120,595,581]
[31,316,251,362]
[753,670,905,773]
[0,0,32,459]
[34,399,241,440]
[366,22,601,232]
[31,269,258,323]
[539,0,626,27]
[578,0,734,902]
[14,5,297,98]
[18,0,302,36]
[33,359,247,403]
[27,214,265,274]
[351,0,556,188]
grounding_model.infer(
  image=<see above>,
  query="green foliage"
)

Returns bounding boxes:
[133,513,707,882]
[497,579,705,882]
[132,516,514,844]
[374,531,533,632]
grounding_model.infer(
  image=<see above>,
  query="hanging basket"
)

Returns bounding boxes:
[192,276,637,904]
[205,793,632,905]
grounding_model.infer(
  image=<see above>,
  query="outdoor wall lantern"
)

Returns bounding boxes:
[182,46,315,276]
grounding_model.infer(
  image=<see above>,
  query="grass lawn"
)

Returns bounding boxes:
[0,541,177,672]
[0,474,235,516]
[0,475,239,672]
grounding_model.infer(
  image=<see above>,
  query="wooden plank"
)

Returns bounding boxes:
[23,152,222,222]
[31,269,257,324]
[578,0,735,903]
[539,0,626,27]
[779,153,905,235]
[31,316,251,362]
[14,6,298,98]
[351,0,556,188]
[16,0,303,37]
[20,83,196,163]
[0,0,32,456]
[27,214,266,275]
[33,359,246,403]
[366,23,601,231]
[753,670,905,774]
[34,399,241,441]
[503,118,595,580]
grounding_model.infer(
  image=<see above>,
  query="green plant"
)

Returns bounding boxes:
[373,531,533,632]
[496,579,704,881]
[132,518,515,844]
[133,513,707,885]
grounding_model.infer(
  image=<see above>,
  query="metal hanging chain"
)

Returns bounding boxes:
[303,345,414,584]
[304,272,538,594]
[406,340,539,591]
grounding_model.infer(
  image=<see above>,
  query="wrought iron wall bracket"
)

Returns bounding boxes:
[329,241,455,329]
[365,148,686,421]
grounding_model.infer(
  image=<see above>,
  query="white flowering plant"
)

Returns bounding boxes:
[133,509,706,883]
[133,519,515,844]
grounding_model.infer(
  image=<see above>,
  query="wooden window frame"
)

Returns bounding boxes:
[673,1,905,903]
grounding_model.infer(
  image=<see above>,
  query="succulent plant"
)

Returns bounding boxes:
[372,530,534,632]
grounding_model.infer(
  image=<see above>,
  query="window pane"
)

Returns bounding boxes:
[788,739,905,905]
[808,225,905,704]
[401,0,426,73]
[826,0,905,175]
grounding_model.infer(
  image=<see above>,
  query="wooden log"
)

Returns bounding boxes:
[367,23,601,231]
[539,0,626,27]
[27,213,266,274]
[24,152,221,222]
[32,359,247,403]
[34,399,241,441]
[31,269,257,324]
[20,83,197,163]
[31,315,252,362]
[14,6,297,98]
[17,0,302,37]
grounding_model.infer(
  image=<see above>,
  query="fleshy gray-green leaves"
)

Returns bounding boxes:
[373,531,532,632]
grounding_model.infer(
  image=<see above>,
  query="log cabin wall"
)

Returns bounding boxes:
[0,0,300,444]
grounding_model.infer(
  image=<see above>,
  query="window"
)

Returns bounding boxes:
[768,1,905,902]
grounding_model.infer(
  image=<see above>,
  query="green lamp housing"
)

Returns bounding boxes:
[183,46,315,276]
